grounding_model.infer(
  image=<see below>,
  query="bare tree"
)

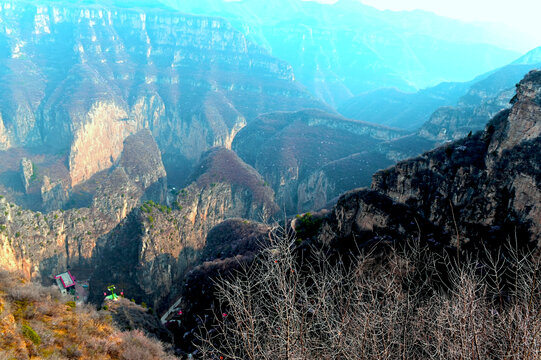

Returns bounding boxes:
[196,229,541,360]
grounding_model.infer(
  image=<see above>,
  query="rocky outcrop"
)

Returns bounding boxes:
[296,152,393,211]
[40,176,69,212]
[419,62,541,142]
[68,102,134,187]
[0,130,167,282]
[19,157,33,193]
[107,298,173,344]
[0,0,327,190]
[233,109,404,213]
[317,189,448,248]
[372,70,541,246]
[0,114,10,150]
[90,147,278,310]
[163,218,271,352]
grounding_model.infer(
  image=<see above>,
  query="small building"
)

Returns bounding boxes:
[55,271,76,295]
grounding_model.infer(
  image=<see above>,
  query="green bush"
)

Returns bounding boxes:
[66,301,76,309]
[22,324,41,345]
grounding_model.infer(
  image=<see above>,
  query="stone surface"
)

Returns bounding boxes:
[0,130,167,282]
[40,176,69,212]
[372,70,541,246]
[233,109,404,213]
[0,0,327,190]
[19,158,33,194]
[89,147,279,310]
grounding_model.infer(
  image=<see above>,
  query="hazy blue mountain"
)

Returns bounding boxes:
[512,46,541,65]
[338,81,473,130]
[339,47,541,131]
[161,0,520,108]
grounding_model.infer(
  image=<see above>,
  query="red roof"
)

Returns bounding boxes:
[55,271,75,288]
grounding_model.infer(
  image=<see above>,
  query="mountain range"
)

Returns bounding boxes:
[161,0,521,107]
[0,0,539,357]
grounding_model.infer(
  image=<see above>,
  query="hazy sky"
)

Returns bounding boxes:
[308,0,540,51]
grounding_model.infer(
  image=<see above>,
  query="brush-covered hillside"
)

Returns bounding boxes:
[0,270,176,359]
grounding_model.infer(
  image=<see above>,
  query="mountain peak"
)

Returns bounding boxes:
[512,47,541,65]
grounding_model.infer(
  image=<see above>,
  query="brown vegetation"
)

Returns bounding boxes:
[197,227,541,359]
[0,271,177,360]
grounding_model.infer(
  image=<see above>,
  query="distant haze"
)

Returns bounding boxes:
[305,0,540,52]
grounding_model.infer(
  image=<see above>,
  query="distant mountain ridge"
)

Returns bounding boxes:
[339,47,541,134]
[161,0,520,107]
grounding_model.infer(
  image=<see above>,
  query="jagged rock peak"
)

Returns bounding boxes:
[20,158,33,194]
[489,69,541,155]
[370,70,541,246]
[118,129,167,189]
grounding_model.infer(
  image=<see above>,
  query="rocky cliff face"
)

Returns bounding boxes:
[233,109,405,213]
[0,0,327,193]
[90,147,279,310]
[40,176,69,212]
[0,130,167,281]
[165,0,521,108]
[372,70,541,247]
[19,157,33,193]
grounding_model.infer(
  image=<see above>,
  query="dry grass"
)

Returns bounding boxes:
[0,270,177,360]
[197,228,541,359]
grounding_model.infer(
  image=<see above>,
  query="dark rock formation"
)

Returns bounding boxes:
[418,59,541,142]
[0,130,167,282]
[107,297,173,344]
[233,109,405,213]
[89,147,278,311]
[164,218,271,352]
[373,70,541,247]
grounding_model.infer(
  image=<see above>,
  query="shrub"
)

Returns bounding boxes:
[119,330,175,360]
[197,227,541,360]
[21,323,41,345]
[61,345,82,359]
[66,301,76,309]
